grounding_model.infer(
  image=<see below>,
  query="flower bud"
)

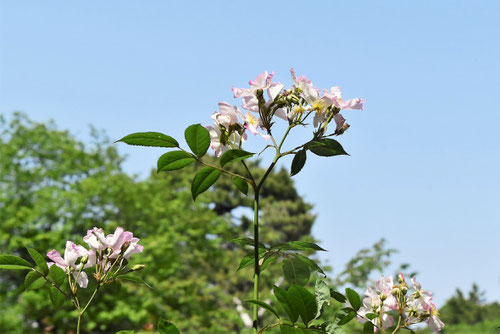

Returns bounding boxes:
[79,254,89,265]
[398,273,405,283]
[392,287,401,297]
[131,264,146,272]
[380,292,387,301]
[120,241,131,254]
[401,285,408,295]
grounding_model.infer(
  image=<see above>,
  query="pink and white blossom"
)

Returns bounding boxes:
[290,68,334,127]
[47,241,94,288]
[324,86,365,111]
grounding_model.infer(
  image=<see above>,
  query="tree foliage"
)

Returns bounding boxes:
[0,113,320,333]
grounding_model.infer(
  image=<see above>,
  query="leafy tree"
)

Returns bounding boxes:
[0,113,321,333]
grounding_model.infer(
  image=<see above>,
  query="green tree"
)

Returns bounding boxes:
[0,113,321,333]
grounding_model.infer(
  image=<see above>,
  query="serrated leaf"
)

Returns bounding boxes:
[288,285,317,326]
[219,149,255,167]
[307,139,348,157]
[345,288,361,311]
[158,318,180,334]
[118,274,153,289]
[330,289,346,303]
[315,278,331,319]
[246,299,280,319]
[294,254,326,276]
[337,311,356,325]
[50,286,65,308]
[282,258,310,286]
[117,132,178,148]
[184,124,210,157]
[363,321,374,333]
[0,254,33,270]
[291,150,307,176]
[49,264,66,286]
[232,176,248,195]
[274,285,299,323]
[191,167,221,200]
[26,247,48,275]
[157,150,195,172]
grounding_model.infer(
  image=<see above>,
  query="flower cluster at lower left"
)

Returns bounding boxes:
[47,227,144,291]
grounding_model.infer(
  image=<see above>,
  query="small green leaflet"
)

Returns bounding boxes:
[50,286,66,308]
[290,150,307,176]
[307,139,348,157]
[0,254,33,270]
[184,124,210,157]
[26,246,49,275]
[219,149,254,167]
[345,288,361,311]
[282,257,310,286]
[232,176,248,195]
[117,132,178,148]
[191,167,221,200]
[158,318,180,334]
[157,151,195,172]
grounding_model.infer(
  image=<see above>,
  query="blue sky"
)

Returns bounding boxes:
[1,1,499,306]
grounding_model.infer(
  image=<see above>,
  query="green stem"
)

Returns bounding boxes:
[392,315,402,334]
[76,286,100,334]
[252,193,260,333]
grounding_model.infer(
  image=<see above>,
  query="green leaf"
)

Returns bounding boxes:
[282,257,310,286]
[219,149,255,167]
[232,238,266,249]
[49,264,66,286]
[274,285,299,323]
[24,270,42,288]
[236,248,266,271]
[117,132,178,148]
[365,313,377,320]
[261,253,279,272]
[315,278,331,319]
[271,241,327,252]
[294,254,326,276]
[363,321,374,334]
[191,166,221,200]
[118,274,153,289]
[184,124,210,157]
[26,247,48,275]
[0,254,33,270]
[157,150,195,172]
[288,285,317,326]
[232,176,249,195]
[307,139,348,157]
[345,288,361,311]
[246,299,280,319]
[280,325,305,334]
[330,289,346,303]
[158,318,180,334]
[291,150,307,176]
[50,286,65,308]
[26,276,46,290]
[116,331,135,334]
[337,311,356,325]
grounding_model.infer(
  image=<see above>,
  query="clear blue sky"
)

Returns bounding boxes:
[1,1,499,306]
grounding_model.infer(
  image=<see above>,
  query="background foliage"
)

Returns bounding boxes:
[1,113,499,333]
